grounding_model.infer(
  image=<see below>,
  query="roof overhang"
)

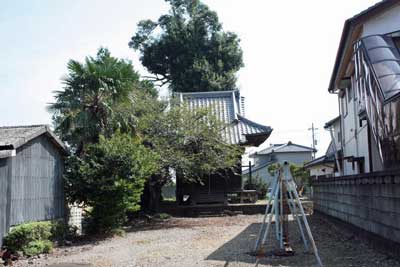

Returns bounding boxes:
[328,0,399,93]
[242,131,273,147]
[304,156,335,169]
[324,115,341,129]
[0,125,69,159]
[177,90,273,147]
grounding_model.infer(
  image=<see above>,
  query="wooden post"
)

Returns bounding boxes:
[249,161,252,187]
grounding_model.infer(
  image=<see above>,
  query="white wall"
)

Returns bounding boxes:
[340,87,357,175]
[332,119,342,150]
[332,4,400,175]
[338,83,371,175]
[362,4,400,36]
[244,151,313,187]
[357,123,370,172]
[275,152,312,166]
[309,164,334,178]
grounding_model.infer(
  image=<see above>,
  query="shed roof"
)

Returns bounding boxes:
[177,90,272,146]
[251,141,316,157]
[304,141,338,169]
[0,125,67,158]
[303,155,335,169]
[324,116,341,129]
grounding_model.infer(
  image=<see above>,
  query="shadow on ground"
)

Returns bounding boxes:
[206,214,400,267]
[126,216,228,233]
[206,220,317,267]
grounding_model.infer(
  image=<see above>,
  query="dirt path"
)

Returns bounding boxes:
[12,214,400,267]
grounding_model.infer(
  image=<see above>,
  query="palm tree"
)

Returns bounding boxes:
[49,48,142,155]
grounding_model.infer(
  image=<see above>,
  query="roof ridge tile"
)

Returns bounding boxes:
[0,124,48,129]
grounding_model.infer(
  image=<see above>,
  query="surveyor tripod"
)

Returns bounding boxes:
[253,162,323,267]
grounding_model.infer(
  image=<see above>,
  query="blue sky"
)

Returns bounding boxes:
[1,0,378,155]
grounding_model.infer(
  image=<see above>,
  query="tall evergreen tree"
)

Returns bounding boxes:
[129,0,244,92]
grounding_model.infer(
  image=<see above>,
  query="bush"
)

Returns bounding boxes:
[64,132,159,234]
[50,220,77,244]
[23,240,53,257]
[3,221,54,256]
[155,213,171,220]
[244,177,269,199]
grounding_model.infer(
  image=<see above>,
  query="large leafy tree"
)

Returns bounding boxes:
[129,0,244,92]
[48,48,153,155]
[51,48,242,219]
[131,92,242,211]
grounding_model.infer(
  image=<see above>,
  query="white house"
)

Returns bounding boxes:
[305,116,343,179]
[327,0,400,176]
[243,141,315,186]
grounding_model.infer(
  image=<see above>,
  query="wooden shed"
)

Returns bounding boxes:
[175,90,272,205]
[0,125,68,246]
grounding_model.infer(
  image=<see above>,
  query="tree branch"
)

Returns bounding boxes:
[142,75,170,87]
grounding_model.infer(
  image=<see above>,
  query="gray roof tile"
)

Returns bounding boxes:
[178,90,272,146]
[253,141,316,156]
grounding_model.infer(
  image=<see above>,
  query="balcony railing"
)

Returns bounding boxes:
[353,35,400,168]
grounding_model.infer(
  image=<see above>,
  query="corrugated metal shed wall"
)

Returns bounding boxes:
[9,135,65,225]
[0,158,10,246]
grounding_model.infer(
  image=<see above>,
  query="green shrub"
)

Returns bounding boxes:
[244,176,269,199]
[23,240,53,257]
[50,220,78,244]
[3,221,53,256]
[156,213,171,220]
[64,132,159,234]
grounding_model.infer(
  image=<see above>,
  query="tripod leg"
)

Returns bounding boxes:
[253,178,278,252]
[274,191,280,241]
[289,179,323,267]
[286,181,309,252]
[279,176,284,249]
[260,179,281,247]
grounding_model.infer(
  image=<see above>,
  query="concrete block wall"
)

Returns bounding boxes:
[312,170,400,245]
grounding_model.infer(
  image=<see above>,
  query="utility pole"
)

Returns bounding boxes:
[308,123,318,158]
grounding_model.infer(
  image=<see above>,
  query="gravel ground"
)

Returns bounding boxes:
[11,214,400,267]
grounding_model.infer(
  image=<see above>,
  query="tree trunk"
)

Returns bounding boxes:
[141,178,163,213]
